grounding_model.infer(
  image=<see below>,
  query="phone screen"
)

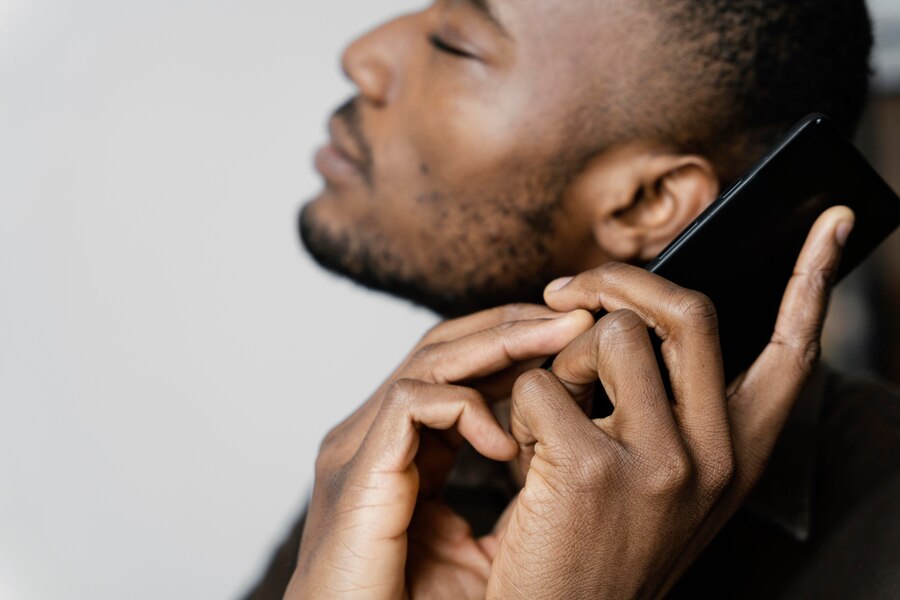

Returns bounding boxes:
[646,115,900,385]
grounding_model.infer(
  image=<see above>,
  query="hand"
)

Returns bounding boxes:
[284,304,594,599]
[485,206,854,599]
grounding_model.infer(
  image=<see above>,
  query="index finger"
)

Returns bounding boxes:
[407,310,595,384]
[422,303,572,346]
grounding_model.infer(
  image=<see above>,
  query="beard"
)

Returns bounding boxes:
[297,162,580,318]
[299,94,591,317]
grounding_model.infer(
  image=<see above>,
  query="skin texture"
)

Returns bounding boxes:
[300,0,710,316]
[288,208,854,599]
[286,305,596,599]
[290,0,860,597]
[488,208,854,598]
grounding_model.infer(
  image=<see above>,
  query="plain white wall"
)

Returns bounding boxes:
[0,1,433,599]
[1,2,898,599]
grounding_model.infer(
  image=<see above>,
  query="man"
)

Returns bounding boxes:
[246,0,899,597]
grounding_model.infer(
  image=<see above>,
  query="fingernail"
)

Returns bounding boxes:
[835,220,854,247]
[546,276,573,293]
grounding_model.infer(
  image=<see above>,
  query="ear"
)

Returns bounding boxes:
[568,143,720,263]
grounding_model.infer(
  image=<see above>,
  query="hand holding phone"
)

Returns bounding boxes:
[489,204,855,600]
[543,114,900,416]
[644,114,899,386]
[501,114,898,600]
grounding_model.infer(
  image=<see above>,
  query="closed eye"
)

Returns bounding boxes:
[429,34,475,59]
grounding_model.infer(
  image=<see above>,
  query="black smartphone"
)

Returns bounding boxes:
[583,114,900,418]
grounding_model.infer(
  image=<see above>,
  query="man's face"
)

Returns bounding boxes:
[301,0,659,316]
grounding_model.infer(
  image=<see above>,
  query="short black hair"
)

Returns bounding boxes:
[656,0,873,182]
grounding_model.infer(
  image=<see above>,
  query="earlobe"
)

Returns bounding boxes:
[593,215,643,262]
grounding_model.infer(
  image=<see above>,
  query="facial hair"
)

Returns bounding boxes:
[298,166,579,318]
[299,100,585,317]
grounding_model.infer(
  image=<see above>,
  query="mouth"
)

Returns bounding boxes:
[314,116,370,184]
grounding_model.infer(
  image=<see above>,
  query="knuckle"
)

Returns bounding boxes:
[492,319,530,349]
[591,261,630,288]
[571,444,618,487]
[384,378,416,409]
[594,310,647,360]
[492,319,520,335]
[597,260,630,278]
[470,319,522,361]
[643,449,695,497]
[317,424,341,457]
[595,309,645,342]
[410,342,443,367]
[704,450,736,496]
[772,329,822,373]
[672,290,718,333]
[314,428,343,478]
[457,386,484,410]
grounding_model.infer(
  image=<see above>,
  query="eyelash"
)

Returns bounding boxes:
[429,34,474,59]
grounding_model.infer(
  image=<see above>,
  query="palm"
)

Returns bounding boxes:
[403,426,510,600]
[406,500,497,600]
[398,359,546,599]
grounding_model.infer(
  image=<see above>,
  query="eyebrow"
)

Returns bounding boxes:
[462,0,510,37]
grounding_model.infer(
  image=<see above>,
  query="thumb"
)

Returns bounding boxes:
[729,205,853,486]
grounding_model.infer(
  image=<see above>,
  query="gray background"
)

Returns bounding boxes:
[1,1,898,598]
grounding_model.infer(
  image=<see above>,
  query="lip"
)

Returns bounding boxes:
[314,118,367,183]
[314,143,364,183]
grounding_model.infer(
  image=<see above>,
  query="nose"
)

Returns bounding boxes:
[340,18,409,106]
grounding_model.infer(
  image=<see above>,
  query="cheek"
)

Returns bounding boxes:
[395,75,554,190]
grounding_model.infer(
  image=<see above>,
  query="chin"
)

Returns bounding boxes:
[300,205,547,317]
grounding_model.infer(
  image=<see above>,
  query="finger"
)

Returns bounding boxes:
[422,303,571,346]
[468,355,553,403]
[509,369,614,474]
[551,310,679,451]
[655,210,853,592]
[407,310,595,384]
[337,310,591,456]
[728,206,853,479]
[360,379,518,474]
[545,263,728,469]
